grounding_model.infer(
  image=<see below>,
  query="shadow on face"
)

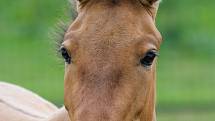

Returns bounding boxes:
[59,0,162,121]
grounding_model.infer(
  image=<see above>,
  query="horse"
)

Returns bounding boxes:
[0,82,69,121]
[0,0,162,121]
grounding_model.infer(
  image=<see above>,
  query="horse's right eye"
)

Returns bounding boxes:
[60,47,71,64]
[140,50,158,67]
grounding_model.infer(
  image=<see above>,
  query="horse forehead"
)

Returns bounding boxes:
[65,0,160,56]
[80,35,134,59]
[77,19,146,53]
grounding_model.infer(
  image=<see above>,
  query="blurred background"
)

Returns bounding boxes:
[0,0,214,120]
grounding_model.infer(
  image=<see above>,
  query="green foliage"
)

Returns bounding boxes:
[158,110,215,121]
[157,0,215,54]
[156,0,215,107]
[0,0,71,104]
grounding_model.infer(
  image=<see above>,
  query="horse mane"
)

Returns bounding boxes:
[74,0,161,6]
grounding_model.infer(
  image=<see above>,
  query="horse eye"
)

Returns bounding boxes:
[140,50,158,67]
[60,47,71,64]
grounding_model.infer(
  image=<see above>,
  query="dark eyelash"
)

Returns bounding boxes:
[53,2,77,47]
[55,22,68,48]
[49,2,78,65]
[50,22,68,65]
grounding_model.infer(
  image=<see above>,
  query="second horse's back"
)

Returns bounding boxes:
[0,81,58,121]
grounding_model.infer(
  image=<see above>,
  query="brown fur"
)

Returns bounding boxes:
[0,0,162,121]
[64,0,162,121]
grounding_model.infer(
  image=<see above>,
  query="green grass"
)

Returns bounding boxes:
[157,110,215,121]
[0,0,215,120]
[0,39,65,104]
[157,47,215,105]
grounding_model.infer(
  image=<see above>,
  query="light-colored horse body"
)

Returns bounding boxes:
[0,82,69,121]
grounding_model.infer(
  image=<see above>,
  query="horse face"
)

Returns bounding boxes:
[61,0,162,121]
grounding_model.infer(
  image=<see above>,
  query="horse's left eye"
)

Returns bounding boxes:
[60,47,71,64]
[140,50,158,67]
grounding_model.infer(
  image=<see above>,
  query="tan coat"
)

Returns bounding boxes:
[0,0,162,121]
[0,82,69,121]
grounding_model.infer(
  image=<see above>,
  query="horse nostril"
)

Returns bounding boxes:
[134,110,142,120]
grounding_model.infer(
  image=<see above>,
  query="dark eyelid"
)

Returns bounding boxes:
[145,49,159,57]
[59,46,70,55]
[59,46,72,64]
[60,44,67,50]
[59,46,65,52]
